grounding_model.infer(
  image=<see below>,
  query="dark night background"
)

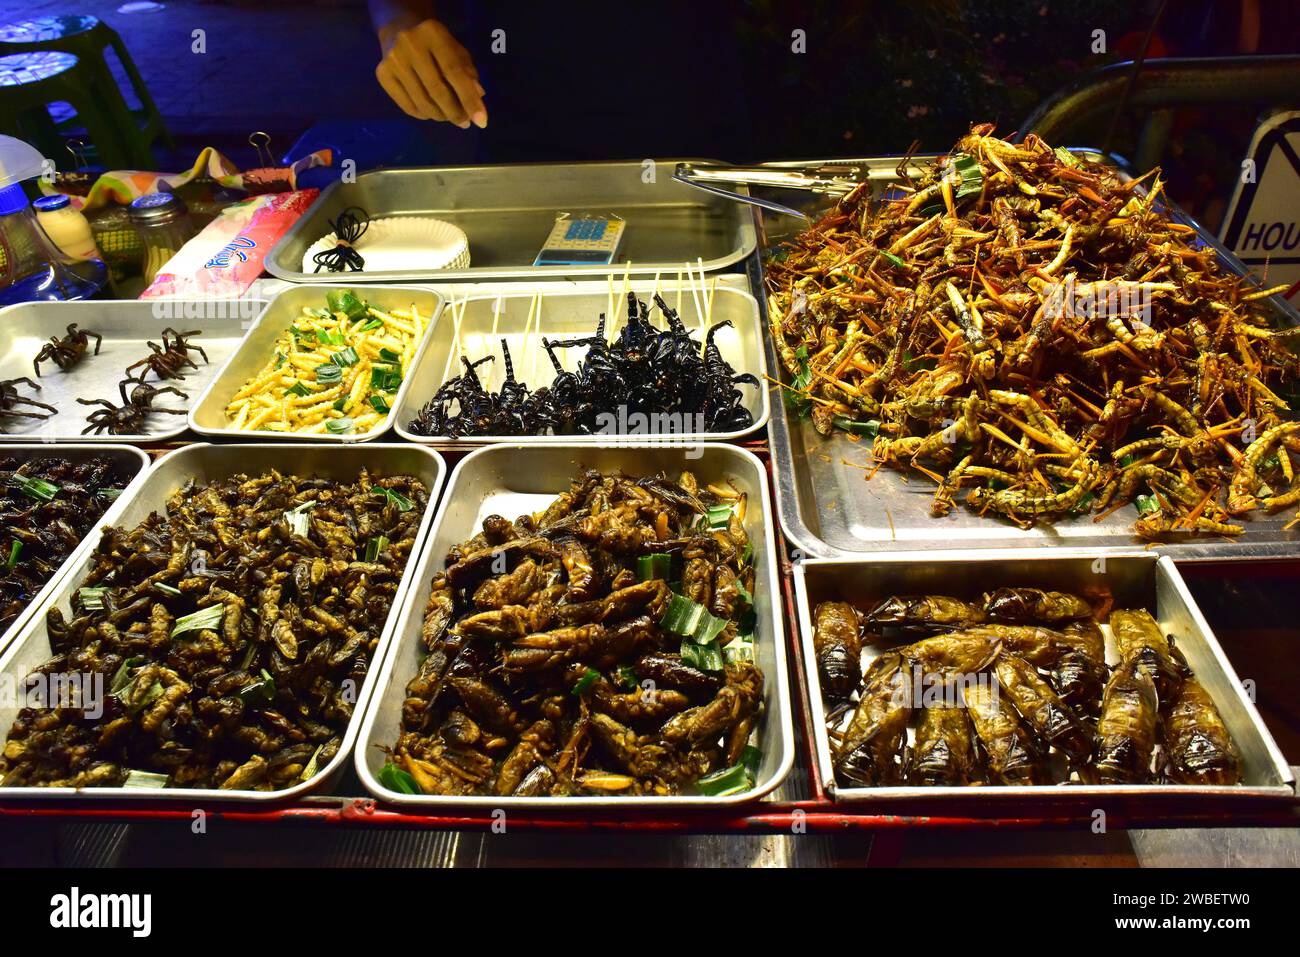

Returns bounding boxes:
[3,0,1299,231]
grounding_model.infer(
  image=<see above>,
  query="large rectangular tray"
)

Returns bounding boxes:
[264,160,757,284]
[0,299,261,442]
[755,153,1300,560]
[393,280,770,443]
[354,441,796,807]
[793,549,1295,803]
[188,284,445,443]
[0,442,447,802]
[0,444,150,655]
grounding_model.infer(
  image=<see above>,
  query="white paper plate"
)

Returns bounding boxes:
[303,216,470,275]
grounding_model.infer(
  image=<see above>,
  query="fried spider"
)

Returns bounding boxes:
[0,377,57,432]
[77,378,187,435]
[32,323,102,377]
[125,328,207,381]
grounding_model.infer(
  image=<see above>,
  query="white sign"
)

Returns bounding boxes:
[1220,111,1300,307]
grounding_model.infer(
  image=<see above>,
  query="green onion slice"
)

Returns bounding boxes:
[378,762,420,795]
[172,604,225,638]
[695,762,752,797]
[636,553,671,581]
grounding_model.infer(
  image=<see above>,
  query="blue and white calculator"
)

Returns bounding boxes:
[534,214,626,266]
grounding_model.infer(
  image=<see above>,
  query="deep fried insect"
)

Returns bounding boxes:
[1109,608,1186,703]
[125,328,207,381]
[833,653,911,786]
[982,588,1092,623]
[0,377,57,431]
[866,594,985,634]
[994,654,1090,761]
[965,682,1043,785]
[32,323,101,376]
[1089,657,1159,784]
[391,468,764,796]
[78,378,187,435]
[812,601,863,699]
[906,706,980,785]
[1163,677,1242,785]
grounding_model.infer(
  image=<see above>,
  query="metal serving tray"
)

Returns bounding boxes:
[0,299,262,442]
[355,442,795,807]
[0,442,447,802]
[264,160,757,284]
[756,153,1300,560]
[393,280,770,444]
[188,284,445,442]
[0,444,150,655]
[794,550,1295,803]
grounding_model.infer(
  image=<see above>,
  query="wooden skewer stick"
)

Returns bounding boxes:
[651,271,662,329]
[519,289,538,389]
[441,292,467,383]
[686,260,706,354]
[676,269,683,317]
[487,294,502,390]
[531,290,543,384]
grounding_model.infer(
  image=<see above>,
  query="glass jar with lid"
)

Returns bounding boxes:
[128,191,196,285]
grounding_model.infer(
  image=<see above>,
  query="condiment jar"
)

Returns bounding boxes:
[33,193,103,262]
[128,192,196,285]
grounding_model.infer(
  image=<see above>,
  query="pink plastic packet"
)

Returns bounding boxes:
[139,188,319,299]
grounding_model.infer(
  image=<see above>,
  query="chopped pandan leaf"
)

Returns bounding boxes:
[123,770,170,788]
[172,604,225,638]
[1054,146,1082,168]
[734,577,753,608]
[377,487,414,512]
[285,381,312,398]
[325,289,367,320]
[369,394,391,414]
[617,666,639,690]
[2,540,20,571]
[740,745,762,780]
[680,638,725,673]
[378,762,420,795]
[724,636,754,665]
[951,153,983,198]
[154,582,182,597]
[879,250,906,269]
[76,586,109,612]
[378,347,401,364]
[786,344,813,418]
[299,744,326,782]
[315,363,342,385]
[331,346,359,368]
[364,535,389,562]
[571,668,600,696]
[705,504,735,529]
[325,417,354,435]
[110,656,145,695]
[11,475,59,502]
[283,500,315,538]
[370,364,401,391]
[636,553,671,581]
[833,417,880,437]
[660,593,728,644]
[1134,493,1161,516]
[695,762,752,796]
[236,669,274,706]
[358,317,384,332]
[332,396,349,412]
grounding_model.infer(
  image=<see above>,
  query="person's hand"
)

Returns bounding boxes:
[375,18,487,128]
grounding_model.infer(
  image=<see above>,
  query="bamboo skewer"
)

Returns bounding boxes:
[440,292,467,383]
[487,295,502,390]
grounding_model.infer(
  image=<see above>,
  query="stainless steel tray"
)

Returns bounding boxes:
[188,284,445,443]
[794,550,1295,803]
[355,442,795,807]
[0,442,447,802]
[0,444,150,655]
[756,153,1300,560]
[393,280,769,444]
[0,299,262,442]
[265,159,757,284]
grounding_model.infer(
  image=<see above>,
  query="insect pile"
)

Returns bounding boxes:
[766,125,1300,538]
[384,468,765,797]
[0,468,429,791]
[224,290,425,436]
[816,586,1242,788]
[1,454,129,633]
[407,292,757,438]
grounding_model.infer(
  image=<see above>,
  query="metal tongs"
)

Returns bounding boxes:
[673,161,918,220]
